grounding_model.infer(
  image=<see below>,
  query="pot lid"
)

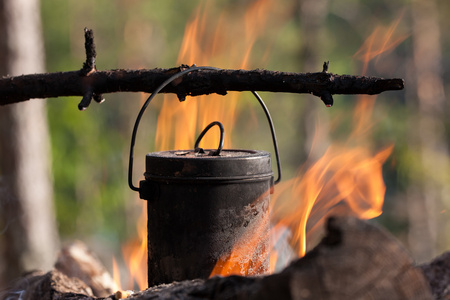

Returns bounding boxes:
[145,149,273,179]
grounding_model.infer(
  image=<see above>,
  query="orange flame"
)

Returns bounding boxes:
[119,201,147,290]
[270,143,393,258]
[112,257,121,291]
[353,13,409,74]
[266,91,394,267]
[156,0,275,152]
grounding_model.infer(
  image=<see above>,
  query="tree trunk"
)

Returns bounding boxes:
[0,0,59,286]
[406,0,450,263]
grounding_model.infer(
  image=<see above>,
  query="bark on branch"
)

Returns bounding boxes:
[0,29,404,110]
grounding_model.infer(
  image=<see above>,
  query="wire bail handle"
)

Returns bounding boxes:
[128,66,282,192]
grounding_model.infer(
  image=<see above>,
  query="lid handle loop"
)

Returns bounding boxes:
[194,121,224,156]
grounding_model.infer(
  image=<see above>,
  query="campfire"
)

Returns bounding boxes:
[1,1,449,300]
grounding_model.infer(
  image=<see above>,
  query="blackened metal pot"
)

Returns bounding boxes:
[139,149,273,286]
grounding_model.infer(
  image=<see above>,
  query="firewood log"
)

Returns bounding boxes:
[54,241,117,297]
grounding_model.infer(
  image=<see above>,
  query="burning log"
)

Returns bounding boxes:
[1,216,438,300]
[0,29,404,110]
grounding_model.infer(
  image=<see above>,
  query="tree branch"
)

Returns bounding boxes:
[0,28,404,110]
[0,67,404,106]
[80,28,97,76]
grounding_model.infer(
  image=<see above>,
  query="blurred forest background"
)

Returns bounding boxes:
[1,0,450,290]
